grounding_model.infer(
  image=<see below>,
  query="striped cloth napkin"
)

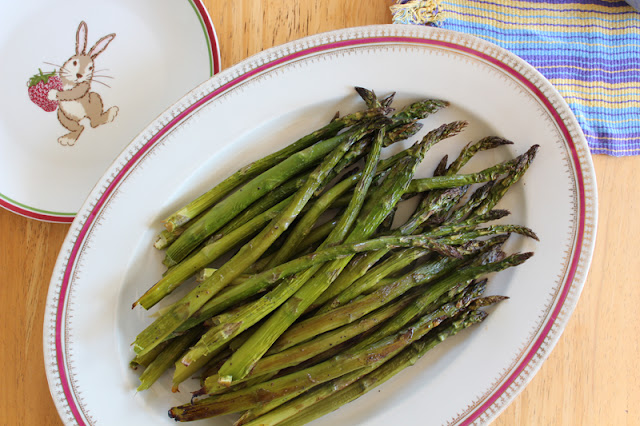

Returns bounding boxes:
[391,0,640,156]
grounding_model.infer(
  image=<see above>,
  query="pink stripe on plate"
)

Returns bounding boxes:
[54,35,586,425]
[192,0,221,74]
[0,198,74,223]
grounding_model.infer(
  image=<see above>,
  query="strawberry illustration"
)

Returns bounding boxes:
[27,69,63,112]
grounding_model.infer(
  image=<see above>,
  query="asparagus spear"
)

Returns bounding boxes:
[318,137,518,309]
[182,128,387,374]
[433,153,449,175]
[208,172,311,243]
[215,122,466,385]
[170,232,461,338]
[137,327,202,391]
[163,118,382,266]
[435,225,539,245]
[447,136,513,174]
[165,98,449,266]
[154,208,208,249]
[168,294,483,421]
[405,155,520,194]
[472,145,539,216]
[135,195,294,309]
[259,311,488,426]
[269,252,532,354]
[311,185,468,311]
[236,281,491,424]
[133,122,373,357]
[129,341,169,369]
[163,107,382,232]
[200,294,415,395]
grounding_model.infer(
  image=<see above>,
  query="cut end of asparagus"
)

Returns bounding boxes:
[218,375,233,387]
[163,254,179,268]
[154,232,170,250]
[164,214,190,233]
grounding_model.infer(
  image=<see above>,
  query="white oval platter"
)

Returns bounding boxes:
[43,24,597,425]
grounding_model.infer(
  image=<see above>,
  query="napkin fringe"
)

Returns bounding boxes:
[391,0,444,26]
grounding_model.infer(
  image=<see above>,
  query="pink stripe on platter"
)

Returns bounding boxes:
[192,0,221,74]
[0,198,74,223]
[54,34,587,425]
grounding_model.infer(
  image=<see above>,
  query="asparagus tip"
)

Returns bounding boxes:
[488,209,510,220]
[381,92,396,109]
[468,295,510,309]
[512,251,535,264]
[482,136,515,148]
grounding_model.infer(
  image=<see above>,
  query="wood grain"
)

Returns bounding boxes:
[1,1,638,424]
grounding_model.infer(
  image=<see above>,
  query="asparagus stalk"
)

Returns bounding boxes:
[270,251,531,354]
[405,155,520,194]
[200,294,415,395]
[163,107,382,232]
[133,123,373,357]
[129,341,169,369]
[236,282,491,424]
[264,169,369,270]
[137,327,202,391]
[184,128,387,376]
[163,119,382,266]
[447,136,513,174]
[215,122,466,385]
[154,209,207,249]
[435,224,539,245]
[433,154,449,177]
[259,311,489,426]
[311,185,468,311]
[168,296,480,421]
[208,172,311,243]
[472,145,539,216]
[134,195,294,310]
[171,233,462,337]
[447,181,497,223]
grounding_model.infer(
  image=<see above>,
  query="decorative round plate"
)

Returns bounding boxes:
[43,25,597,425]
[0,0,220,222]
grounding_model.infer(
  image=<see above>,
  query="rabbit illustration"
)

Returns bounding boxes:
[47,21,118,146]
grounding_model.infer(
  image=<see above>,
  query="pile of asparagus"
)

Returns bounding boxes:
[130,87,538,425]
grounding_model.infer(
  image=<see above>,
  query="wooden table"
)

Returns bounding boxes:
[2,1,638,424]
